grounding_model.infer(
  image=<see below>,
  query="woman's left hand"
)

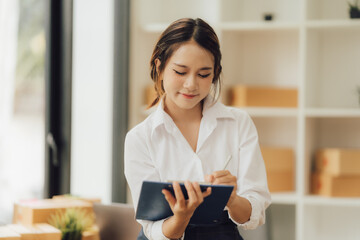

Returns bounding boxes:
[205,170,238,208]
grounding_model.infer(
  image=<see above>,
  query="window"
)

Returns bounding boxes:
[0,0,45,224]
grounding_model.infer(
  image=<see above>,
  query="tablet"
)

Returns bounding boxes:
[135,181,233,225]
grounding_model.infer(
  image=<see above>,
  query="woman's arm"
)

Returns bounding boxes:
[206,171,252,224]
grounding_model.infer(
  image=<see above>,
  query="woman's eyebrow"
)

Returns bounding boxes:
[173,63,188,68]
[173,63,212,70]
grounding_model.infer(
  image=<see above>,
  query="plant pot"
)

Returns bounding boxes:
[350,8,360,18]
[62,230,82,240]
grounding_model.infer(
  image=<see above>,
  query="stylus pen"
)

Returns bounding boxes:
[222,154,232,170]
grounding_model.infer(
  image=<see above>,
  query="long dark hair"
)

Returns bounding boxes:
[149,18,222,107]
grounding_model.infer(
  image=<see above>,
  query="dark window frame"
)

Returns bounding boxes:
[45,0,130,202]
[44,0,73,197]
[112,0,130,203]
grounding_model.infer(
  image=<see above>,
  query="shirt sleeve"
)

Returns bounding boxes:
[231,112,272,230]
[125,128,183,240]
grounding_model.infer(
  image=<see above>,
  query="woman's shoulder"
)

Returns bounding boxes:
[217,102,252,121]
[126,112,157,140]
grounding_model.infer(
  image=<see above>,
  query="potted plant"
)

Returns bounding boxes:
[49,208,94,240]
[348,0,360,18]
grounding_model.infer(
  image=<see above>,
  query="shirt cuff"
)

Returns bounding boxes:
[150,219,185,240]
[229,196,265,230]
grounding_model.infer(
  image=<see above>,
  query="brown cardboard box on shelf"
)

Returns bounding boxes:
[228,85,298,108]
[267,171,295,192]
[144,85,157,106]
[12,199,94,226]
[311,173,360,197]
[261,146,295,192]
[82,225,100,240]
[0,226,21,240]
[6,224,61,240]
[316,148,360,176]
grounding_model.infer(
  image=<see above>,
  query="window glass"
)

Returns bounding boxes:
[0,0,45,224]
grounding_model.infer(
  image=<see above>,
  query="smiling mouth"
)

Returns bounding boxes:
[180,93,198,99]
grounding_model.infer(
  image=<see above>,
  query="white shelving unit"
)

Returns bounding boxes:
[129,0,360,239]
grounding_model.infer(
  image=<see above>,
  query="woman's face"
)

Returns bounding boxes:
[158,40,214,114]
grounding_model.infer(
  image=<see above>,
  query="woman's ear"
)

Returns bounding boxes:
[154,58,161,73]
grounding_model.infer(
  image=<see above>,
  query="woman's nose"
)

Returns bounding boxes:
[183,75,197,91]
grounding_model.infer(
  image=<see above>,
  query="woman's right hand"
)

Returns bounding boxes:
[162,181,212,222]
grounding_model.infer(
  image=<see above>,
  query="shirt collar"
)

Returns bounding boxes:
[201,95,235,120]
[150,95,235,135]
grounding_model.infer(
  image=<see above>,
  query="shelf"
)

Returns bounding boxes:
[304,195,360,207]
[306,19,360,30]
[132,1,360,239]
[305,108,360,117]
[142,23,168,33]
[143,106,299,118]
[220,22,299,31]
[238,107,298,117]
[271,193,298,205]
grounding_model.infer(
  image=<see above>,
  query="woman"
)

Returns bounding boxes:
[125,18,271,240]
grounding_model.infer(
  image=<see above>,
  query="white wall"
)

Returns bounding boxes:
[71,0,114,203]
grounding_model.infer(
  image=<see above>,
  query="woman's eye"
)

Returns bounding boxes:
[199,73,211,78]
[173,70,186,75]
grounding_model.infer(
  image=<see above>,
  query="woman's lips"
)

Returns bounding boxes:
[181,93,197,99]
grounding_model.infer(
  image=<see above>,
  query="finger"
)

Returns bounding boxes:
[162,189,176,208]
[192,182,204,202]
[172,181,185,206]
[212,170,231,178]
[185,181,197,205]
[202,187,212,198]
[213,175,236,185]
[205,174,214,183]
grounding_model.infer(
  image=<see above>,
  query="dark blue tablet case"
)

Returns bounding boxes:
[135,181,234,225]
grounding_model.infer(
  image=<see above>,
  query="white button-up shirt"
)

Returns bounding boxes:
[124,97,271,240]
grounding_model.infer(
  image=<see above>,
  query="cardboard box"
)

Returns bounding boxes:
[82,225,100,240]
[0,226,21,240]
[52,195,101,204]
[261,147,295,172]
[6,224,37,240]
[261,146,295,192]
[13,199,94,226]
[228,85,298,108]
[34,224,62,240]
[267,171,294,192]
[311,173,360,197]
[316,148,360,176]
[6,224,61,240]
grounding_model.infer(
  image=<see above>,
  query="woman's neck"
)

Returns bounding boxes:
[163,97,203,124]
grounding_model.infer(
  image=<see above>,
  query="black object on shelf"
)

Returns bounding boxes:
[349,0,360,18]
[264,13,273,21]
[350,8,360,18]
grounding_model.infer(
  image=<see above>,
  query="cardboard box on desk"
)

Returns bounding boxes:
[261,146,295,192]
[311,173,360,197]
[13,199,94,226]
[228,85,298,108]
[52,195,101,204]
[6,224,61,240]
[316,148,360,176]
[0,226,21,240]
[82,225,100,240]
